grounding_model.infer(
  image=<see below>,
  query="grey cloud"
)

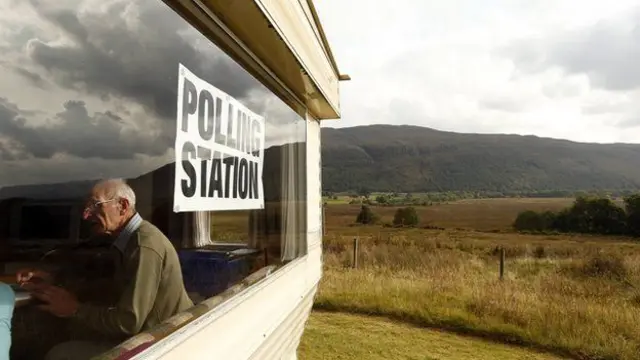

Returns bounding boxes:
[0,0,283,162]
[24,0,259,120]
[498,39,547,73]
[0,97,166,159]
[12,66,51,89]
[500,8,640,91]
[0,144,15,161]
[0,0,302,187]
[616,117,640,129]
[479,98,525,113]
[0,97,49,158]
[542,82,583,99]
[0,151,173,188]
[0,139,28,161]
[582,103,626,115]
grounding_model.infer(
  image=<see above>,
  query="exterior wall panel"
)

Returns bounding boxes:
[247,285,316,360]
[253,0,340,114]
[136,258,315,360]
[306,118,322,243]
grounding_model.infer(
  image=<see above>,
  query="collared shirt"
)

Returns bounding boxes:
[0,283,14,360]
[113,212,143,253]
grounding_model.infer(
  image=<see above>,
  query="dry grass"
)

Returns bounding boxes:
[314,200,640,360]
[330,198,575,231]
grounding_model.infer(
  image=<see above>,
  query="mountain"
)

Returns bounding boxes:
[321,125,640,193]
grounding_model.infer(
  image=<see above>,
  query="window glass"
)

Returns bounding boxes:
[0,0,307,358]
[19,205,73,240]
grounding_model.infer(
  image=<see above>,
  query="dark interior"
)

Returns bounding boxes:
[0,165,268,359]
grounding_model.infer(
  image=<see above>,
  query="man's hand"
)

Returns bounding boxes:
[30,284,79,318]
[15,268,52,286]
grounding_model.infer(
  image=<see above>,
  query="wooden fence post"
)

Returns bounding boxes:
[499,247,505,280]
[352,237,359,269]
[322,202,327,236]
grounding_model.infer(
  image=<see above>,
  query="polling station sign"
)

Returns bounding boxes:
[173,64,265,212]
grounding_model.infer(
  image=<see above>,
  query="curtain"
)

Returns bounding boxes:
[247,145,281,259]
[247,141,306,263]
[183,211,214,248]
[280,142,304,261]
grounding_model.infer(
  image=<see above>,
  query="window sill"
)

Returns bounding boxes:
[96,255,308,360]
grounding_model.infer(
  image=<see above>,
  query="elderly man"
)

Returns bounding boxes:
[17,179,194,359]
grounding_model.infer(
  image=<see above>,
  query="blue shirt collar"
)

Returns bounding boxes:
[113,212,143,253]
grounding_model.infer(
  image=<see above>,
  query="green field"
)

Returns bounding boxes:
[300,312,566,360]
[299,198,640,360]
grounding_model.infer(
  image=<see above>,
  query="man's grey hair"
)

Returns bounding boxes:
[96,178,137,210]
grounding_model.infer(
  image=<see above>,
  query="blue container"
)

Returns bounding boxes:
[178,246,260,298]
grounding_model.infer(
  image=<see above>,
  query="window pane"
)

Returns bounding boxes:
[0,0,307,358]
[19,205,72,240]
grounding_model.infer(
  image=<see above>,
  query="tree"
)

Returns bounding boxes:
[393,207,419,227]
[515,195,631,235]
[357,187,371,199]
[624,194,640,236]
[568,196,626,235]
[375,195,388,204]
[355,205,378,225]
[513,210,554,232]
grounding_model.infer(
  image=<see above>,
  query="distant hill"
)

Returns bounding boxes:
[321,125,640,193]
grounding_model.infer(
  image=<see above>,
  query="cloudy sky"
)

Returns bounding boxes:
[0,0,303,187]
[2,0,639,188]
[314,0,640,144]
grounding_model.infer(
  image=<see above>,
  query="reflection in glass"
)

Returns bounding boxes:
[0,0,307,359]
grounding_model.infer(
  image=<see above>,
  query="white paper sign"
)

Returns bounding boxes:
[173,64,265,212]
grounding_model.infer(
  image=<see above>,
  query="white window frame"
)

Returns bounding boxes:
[130,114,322,360]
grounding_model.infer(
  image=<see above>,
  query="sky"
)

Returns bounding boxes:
[0,0,304,187]
[1,0,639,187]
[314,0,640,144]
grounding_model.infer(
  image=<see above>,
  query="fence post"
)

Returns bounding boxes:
[322,202,327,236]
[352,237,359,269]
[499,247,505,280]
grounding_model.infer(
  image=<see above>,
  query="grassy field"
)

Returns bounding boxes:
[300,198,640,360]
[325,197,576,231]
[299,312,566,360]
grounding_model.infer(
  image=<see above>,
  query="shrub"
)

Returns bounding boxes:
[533,245,546,259]
[580,253,628,281]
[515,195,631,235]
[375,195,388,204]
[355,205,378,225]
[513,210,555,232]
[393,207,419,227]
[624,194,640,236]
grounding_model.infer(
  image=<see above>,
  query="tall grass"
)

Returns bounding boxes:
[317,202,640,360]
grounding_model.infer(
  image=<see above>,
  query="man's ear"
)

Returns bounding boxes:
[119,198,130,215]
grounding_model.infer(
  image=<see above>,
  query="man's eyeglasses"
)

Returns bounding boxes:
[83,198,116,217]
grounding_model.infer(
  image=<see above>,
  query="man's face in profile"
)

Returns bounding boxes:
[82,186,130,236]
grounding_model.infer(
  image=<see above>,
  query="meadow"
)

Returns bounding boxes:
[300,198,640,360]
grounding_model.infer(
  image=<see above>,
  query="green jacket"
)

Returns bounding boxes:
[75,220,194,338]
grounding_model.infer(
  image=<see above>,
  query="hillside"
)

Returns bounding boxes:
[321,125,640,193]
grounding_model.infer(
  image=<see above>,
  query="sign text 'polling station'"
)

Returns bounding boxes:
[173,64,265,212]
